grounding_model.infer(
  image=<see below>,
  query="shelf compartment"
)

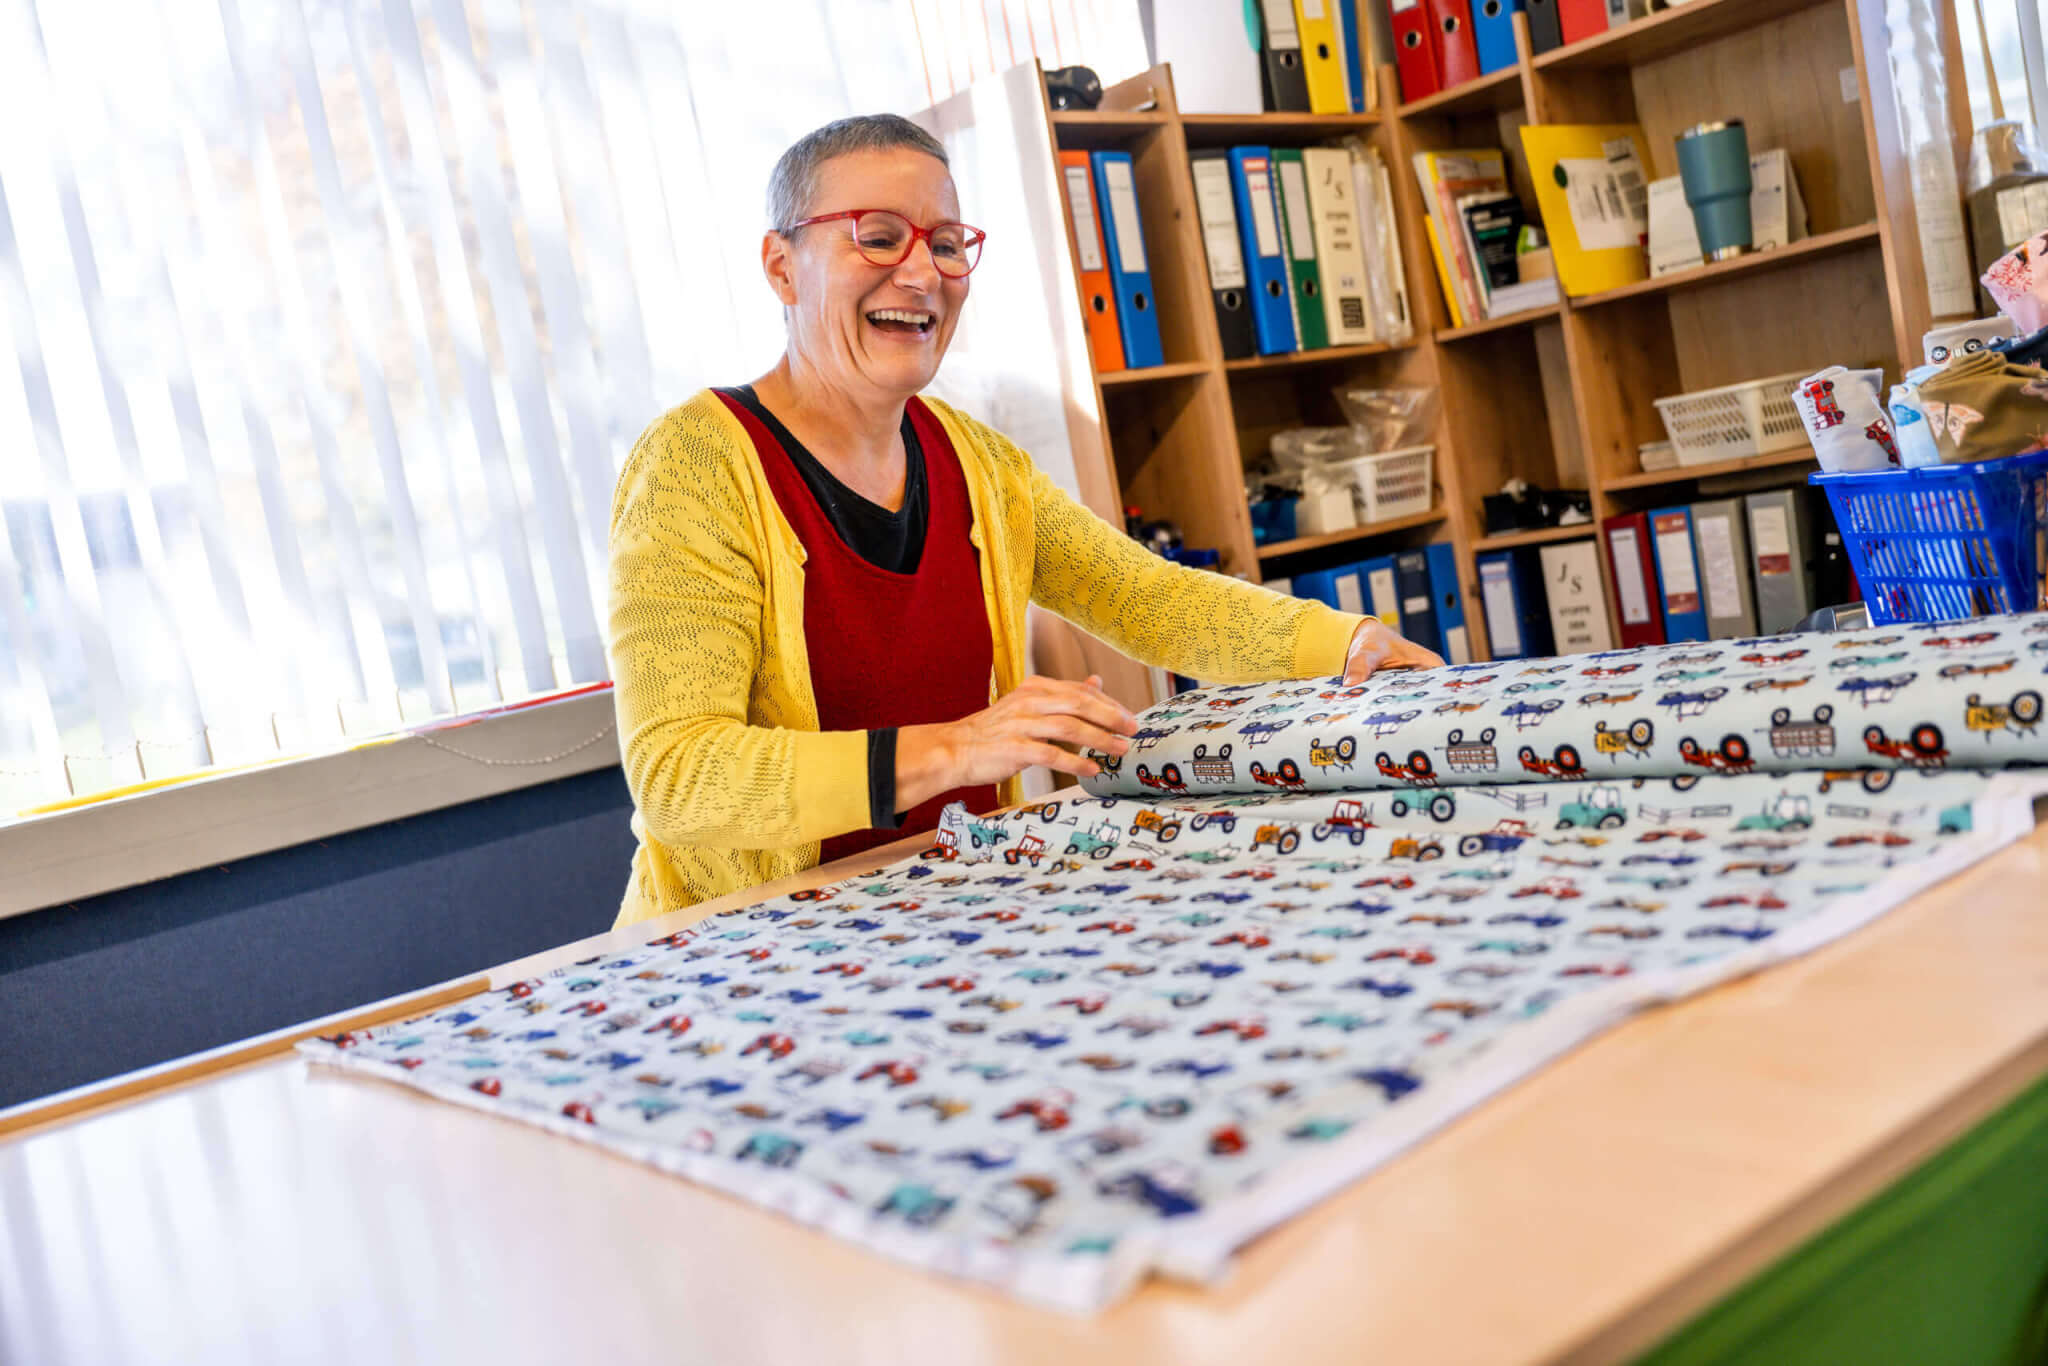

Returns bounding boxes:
[1603,446,1815,491]
[1436,303,1561,343]
[1569,224,1881,310]
[1098,360,1212,387]
[1398,67,1524,119]
[1255,505,1447,561]
[1532,0,1834,70]
[1179,111,1378,148]
[1474,523,1597,551]
[1223,340,1408,374]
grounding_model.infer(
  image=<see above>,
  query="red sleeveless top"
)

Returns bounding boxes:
[714,392,998,863]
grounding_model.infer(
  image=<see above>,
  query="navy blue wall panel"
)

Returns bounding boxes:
[0,766,635,1108]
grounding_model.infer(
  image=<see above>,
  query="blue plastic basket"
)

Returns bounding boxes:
[1810,448,2048,624]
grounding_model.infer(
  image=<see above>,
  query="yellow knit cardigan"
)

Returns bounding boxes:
[606,390,1364,927]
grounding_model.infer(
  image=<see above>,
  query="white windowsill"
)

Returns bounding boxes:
[0,690,622,922]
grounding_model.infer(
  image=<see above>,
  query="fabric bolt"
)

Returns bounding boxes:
[307,614,2048,1313]
[716,389,998,866]
[605,392,1365,927]
[1913,348,2048,463]
[1081,614,2048,801]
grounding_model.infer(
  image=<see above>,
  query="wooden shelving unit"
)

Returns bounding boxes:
[1038,0,1944,667]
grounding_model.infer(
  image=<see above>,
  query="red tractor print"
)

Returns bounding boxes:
[1135,762,1187,794]
[1518,741,1585,778]
[920,975,977,993]
[1312,799,1375,845]
[920,827,960,861]
[1802,376,1844,428]
[1864,420,1898,461]
[1196,1017,1267,1042]
[858,1059,921,1087]
[1862,722,1947,768]
[1004,833,1048,866]
[742,1033,797,1061]
[1248,757,1307,791]
[996,1090,1074,1132]
[1366,946,1436,966]
[1679,733,1754,773]
[1211,929,1272,949]
[1375,750,1439,786]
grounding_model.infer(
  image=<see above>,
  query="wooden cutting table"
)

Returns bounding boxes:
[5,821,2046,1366]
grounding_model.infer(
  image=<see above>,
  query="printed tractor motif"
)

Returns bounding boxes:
[1312,800,1375,845]
[1861,723,1947,768]
[1964,690,2044,738]
[1557,786,1627,830]
[1309,736,1359,772]
[1736,793,1814,832]
[1593,718,1655,760]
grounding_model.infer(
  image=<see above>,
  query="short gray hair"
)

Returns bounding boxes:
[766,114,950,231]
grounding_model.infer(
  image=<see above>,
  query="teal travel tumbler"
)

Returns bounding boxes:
[1676,120,1752,260]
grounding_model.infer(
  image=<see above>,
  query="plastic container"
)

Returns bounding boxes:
[1653,370,1808,465]
[1336,444,1435,522]
[1248,495,1299,545]
[1809,447,2048,623]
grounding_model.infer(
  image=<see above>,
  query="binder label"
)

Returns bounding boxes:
[1278,159,1317,263]
[1695,514,1743,618]
[1102,160,1149,275]
[1608,525,1653,625]
[1653,512,1700,614]
[1368,565,1399,623]
[1336,575,1365,615]
[1479,558,1521,657]
[1244,159,1282,258]
[1062,165,1103,273]
[1260,0,1301,43]
[1191,160,1248,290]
[1751,504,1793,575]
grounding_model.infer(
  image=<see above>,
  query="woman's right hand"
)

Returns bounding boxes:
[896,674,1139,810]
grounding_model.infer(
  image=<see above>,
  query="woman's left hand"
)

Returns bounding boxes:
[1341,618,1445,683]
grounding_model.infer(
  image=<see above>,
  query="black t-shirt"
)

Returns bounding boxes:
[718,384,932,830]
[719,385,929,573]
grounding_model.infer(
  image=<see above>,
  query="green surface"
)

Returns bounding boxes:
[1637,1070,2048,1366]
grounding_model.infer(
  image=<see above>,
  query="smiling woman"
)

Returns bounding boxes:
[603,114,1445,928]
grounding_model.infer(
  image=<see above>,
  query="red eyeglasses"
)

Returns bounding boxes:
[781,209,986,278]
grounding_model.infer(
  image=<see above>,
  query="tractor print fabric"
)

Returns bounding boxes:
[1080,612,2048,801]
[303,644,2048,1313]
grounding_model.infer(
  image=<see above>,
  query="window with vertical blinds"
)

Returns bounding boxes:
[0,0,1146,814]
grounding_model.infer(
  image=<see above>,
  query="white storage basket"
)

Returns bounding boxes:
[1652,370,1809,466]
[1337,444,1436,522]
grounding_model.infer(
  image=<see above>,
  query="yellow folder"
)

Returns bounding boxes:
[1518,124,1657,296]
[1294,0,1351,114]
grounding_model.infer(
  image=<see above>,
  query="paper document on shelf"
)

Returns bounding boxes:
[1559,141,1646,253]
